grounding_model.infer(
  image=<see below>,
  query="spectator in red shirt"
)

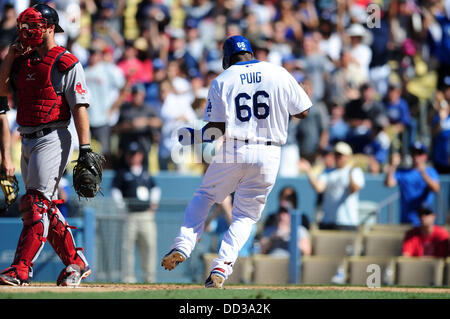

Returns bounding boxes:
[117,40,153,87]
[402,206,449,258]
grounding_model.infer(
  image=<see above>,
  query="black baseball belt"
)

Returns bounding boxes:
[230,138,281,146]
[20,127,56,139]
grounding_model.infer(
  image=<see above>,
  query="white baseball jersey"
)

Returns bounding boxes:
[204,60,312,145]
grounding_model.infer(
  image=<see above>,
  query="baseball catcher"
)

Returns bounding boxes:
[0,4,95,287]
[72,144,106,198]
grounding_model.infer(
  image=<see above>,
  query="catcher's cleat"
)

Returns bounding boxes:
[56,265,91,287]
[161,249,187,271]
[204,268,226,289]
[0,267,30,286]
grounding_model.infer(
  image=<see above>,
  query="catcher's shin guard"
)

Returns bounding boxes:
[47,201,88,270]
[9,190,50,281]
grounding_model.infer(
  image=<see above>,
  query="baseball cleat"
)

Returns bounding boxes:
[0,267,30,286]
[204,268,226,289]
[56,265,91,287]
[161,249,187,271]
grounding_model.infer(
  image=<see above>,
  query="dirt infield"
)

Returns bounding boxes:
[1,283,450,295]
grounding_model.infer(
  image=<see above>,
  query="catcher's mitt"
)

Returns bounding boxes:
[72,146,106,198]
[0,172,19,212]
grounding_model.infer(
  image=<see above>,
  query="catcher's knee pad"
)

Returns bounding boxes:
[19,190,50,226]
[12,190,50,276]
[47,203,88,269]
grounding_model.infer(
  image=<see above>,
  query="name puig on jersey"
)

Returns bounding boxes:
[239,71,261,85]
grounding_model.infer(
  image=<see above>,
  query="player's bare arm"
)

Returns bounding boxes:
[72,104,91,146]
[0,113,14,176]
[0,46,18,96]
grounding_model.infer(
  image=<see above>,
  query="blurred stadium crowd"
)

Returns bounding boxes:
[1,0,449,176]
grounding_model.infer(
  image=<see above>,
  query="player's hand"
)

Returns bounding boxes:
[0,158,15,177]
[8,41,32,59]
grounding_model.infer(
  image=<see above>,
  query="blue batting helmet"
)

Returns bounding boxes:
[222,35,253,70]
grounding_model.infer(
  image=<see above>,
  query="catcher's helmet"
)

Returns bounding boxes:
[32,4,64,33]
[17,4,63,48]
[222,35,253,70]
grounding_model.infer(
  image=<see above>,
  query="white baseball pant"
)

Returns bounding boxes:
[20,127,74,200]
[170,140,280,278]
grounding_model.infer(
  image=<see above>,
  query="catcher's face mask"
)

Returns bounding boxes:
[17,8,47,48]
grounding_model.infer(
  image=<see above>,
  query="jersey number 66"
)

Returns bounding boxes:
[235,90,270,122]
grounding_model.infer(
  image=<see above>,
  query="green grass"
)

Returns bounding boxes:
[1,284,449,299]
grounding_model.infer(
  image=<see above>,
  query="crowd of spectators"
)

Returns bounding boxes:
[1,0,450,177]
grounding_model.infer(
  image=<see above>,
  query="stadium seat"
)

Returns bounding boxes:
[395,257,445,286]
[203,253,252,284]
[361,232,405,257]
[443,257,450,286]
[368,224,412,233]
[345,256,395,286]
[311,230,362,257]
[252,254,289,284]
[301,255,345,285]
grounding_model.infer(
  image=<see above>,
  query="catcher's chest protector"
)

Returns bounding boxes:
[14,46,74,126]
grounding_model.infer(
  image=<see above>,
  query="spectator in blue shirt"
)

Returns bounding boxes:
[384,142,441,226]
[385,82,412,134]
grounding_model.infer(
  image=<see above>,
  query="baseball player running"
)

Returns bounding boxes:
[161,35,312,288]
[0,4,92,286]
